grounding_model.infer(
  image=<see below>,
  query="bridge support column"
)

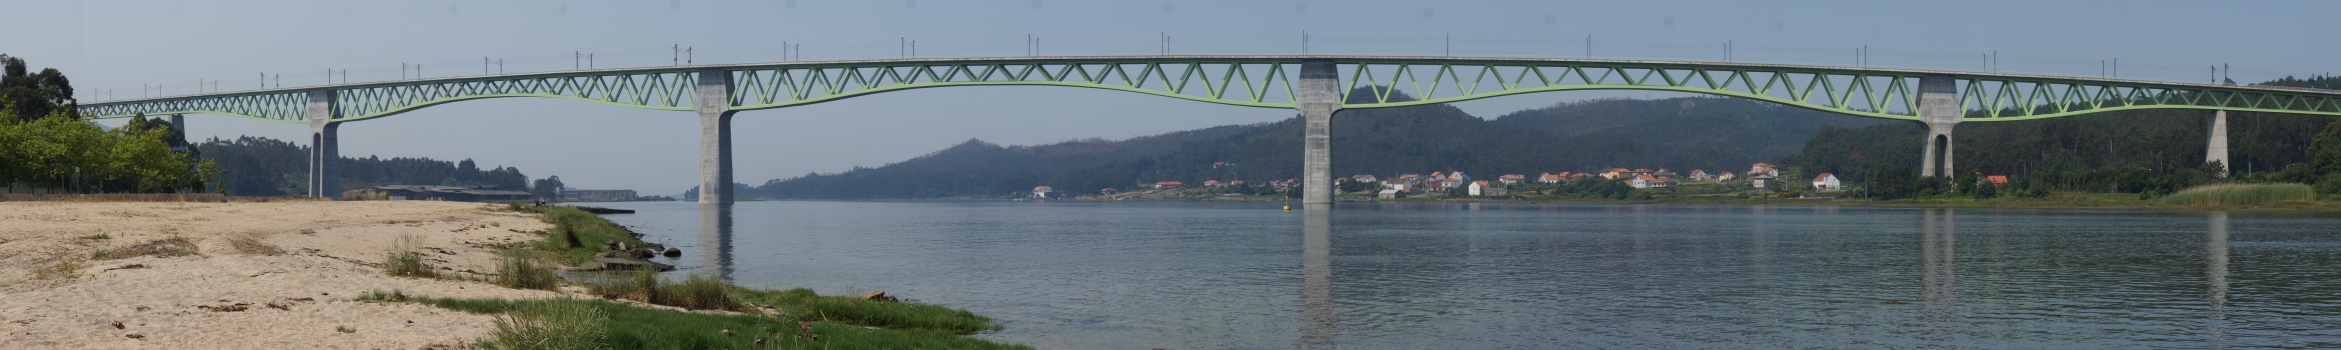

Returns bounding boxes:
[1916,75,1960,178]
[2207,110,2230,176]
[1296,59,1342,206]
[695,69,736,204]
[304,90,341,199]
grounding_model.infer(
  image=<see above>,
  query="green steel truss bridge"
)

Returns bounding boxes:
[76,55,2341,205]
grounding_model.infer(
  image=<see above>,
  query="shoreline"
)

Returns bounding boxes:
[723,194,2341,212]
[0,200,1028,349]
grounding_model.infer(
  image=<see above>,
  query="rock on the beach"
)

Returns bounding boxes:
[589,251,675,271]
[662,247,681,257]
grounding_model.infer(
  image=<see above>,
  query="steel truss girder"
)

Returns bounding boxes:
[75,56,2341,123]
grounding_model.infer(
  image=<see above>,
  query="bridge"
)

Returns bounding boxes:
[75,55,2341,206]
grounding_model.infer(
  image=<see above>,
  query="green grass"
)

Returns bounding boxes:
[362,294,1029,350]
[734,288,1002,336]
[336,325,356,334]
[525,206,650,266]
[488,298,607,350]
[2161,183,2318,206]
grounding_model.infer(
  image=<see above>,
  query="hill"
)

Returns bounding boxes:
[745,90,1885,199]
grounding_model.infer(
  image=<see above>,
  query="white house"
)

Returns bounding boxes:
[1631,174,1676,189]
[1749,174,1777,189]
[1812,173,1843,192]
[1748,162,1780,177]
[1468,180,1508,196]
[1032,186,1054,198]
[1688,169,1713,181]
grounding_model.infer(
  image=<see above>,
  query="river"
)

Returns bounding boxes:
[585,201,2341,349]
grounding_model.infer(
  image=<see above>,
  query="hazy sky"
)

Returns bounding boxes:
[11,0,2339,195]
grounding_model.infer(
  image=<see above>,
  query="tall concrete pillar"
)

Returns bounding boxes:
[1916,75,1960,178]
[168,114,184,132]
[304,90,341,199]
[2207,110,2230,176]
[1295,59,1342,206]
[695,69,736,204]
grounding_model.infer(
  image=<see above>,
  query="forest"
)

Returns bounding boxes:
[193,136,550,197]
[1788,75,2341,197]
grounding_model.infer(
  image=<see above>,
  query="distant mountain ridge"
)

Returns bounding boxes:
[745,91,1894,199]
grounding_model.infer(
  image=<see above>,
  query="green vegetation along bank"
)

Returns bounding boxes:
[365,204,1028,349]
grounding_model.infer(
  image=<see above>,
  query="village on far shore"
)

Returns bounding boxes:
[1031,161,2017,202]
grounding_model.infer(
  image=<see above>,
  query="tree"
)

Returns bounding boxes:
[0,54,76,122]
[532,175,566,199]
[2310,120,2341,179]
[1972,176,1998,200]
[1867,164,1916,200]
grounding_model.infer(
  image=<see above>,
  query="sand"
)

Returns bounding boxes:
[0,200,568,349]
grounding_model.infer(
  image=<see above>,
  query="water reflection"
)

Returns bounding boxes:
[701,204,735,282]
[1918,208,1961,343]
[1299,207,1336,349]
[2207,211,2230,338]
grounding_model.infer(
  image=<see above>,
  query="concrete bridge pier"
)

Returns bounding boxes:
[2207,110,2230,176]
[1916,75,1960,178]
[305,90,341,199]
[1296,59,1342,206]
[695,69,736,204]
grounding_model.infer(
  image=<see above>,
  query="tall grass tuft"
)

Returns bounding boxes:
[382,235,438,278]
[659,274,735,311]
[581,270,737,311]
[2161,183,2317,206]
[490,298,608,350]
[494,250,560,291]
[583,269,661,304]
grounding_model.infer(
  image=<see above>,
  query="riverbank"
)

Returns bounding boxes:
[1048,189,2341,211]
[0,201,559,348]
[0,201,1026,348]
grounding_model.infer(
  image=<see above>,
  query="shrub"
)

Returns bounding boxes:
[2318,174,2341,197]
[494,250,560,291]
[490,298,608,350]
[2161,183,2317,206]
[383,235,438,278]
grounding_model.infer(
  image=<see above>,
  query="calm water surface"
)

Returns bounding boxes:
[588,201,2341,349]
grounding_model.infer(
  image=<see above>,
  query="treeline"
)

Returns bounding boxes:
[1788,75,2341,197]
[194,136,551,197]
[0,54,217,193]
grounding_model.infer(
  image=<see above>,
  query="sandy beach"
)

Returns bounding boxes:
[0,201,564,349]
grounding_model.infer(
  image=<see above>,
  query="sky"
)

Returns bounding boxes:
[10,0,2340,195]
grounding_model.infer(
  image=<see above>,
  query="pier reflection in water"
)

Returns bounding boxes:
[1299,207,1336,349]
[585,201,2341,348]
[700,204,734,282]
